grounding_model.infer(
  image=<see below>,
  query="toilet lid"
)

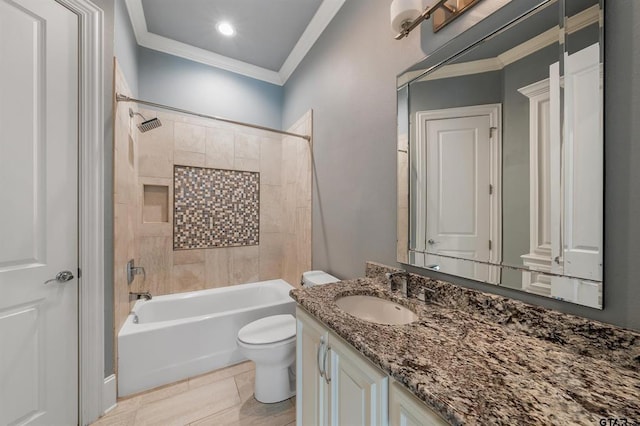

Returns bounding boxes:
[238,314,296,345]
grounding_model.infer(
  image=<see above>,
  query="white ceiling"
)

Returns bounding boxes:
[125,0,346,86]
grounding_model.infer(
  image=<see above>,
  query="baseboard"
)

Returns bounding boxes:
[102,374,117,414]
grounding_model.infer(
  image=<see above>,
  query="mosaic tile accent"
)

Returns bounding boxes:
[174,165,260,249]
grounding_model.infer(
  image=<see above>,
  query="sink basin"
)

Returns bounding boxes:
[334,295,418,325]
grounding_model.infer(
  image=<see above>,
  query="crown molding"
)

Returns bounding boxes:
[567,4,601,34]
[138,31,283,84]
[499,4,599,67]
[125,0,345,86]
[417,57,503,82]
[280,0,345,83]
[517,77,551,98]
[497,25,558,67]
[404,4,600,84]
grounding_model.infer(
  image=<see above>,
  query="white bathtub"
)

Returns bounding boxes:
[117,279,296,397]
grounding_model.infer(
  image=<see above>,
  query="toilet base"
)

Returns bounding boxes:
[254,364,296,403]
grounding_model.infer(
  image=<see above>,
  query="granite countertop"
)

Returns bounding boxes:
[290,265,640,425]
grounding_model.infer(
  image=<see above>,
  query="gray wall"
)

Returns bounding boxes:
[409,72,503,112]
[500,44,558,286]
[283,0,640,331]
[114,0,138,95]
[138,47,284,130]
[282,0,425,281]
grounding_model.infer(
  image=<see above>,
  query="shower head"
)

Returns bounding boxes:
[137,117,162,133]
[129,108,162,133]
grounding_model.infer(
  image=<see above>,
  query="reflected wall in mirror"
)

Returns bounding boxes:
[397,0,604,309]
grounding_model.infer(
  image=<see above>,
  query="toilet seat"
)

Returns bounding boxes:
[237,314,296,345]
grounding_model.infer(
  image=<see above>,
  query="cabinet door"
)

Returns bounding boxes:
[296,307,329,426]
[328,333,388,426]
[389,380,448,426]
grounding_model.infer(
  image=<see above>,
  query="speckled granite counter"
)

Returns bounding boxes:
[290,263,640,425]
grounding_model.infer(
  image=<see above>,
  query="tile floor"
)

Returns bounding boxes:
[92,362,295,426]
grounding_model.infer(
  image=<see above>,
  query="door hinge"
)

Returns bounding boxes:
[489,127,497,138]
[77,268,82,279]
[489,184,493,195]
[489,240,492,250]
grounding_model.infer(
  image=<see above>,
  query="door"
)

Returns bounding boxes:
[328,333,388,426]
[296,308,329,426]
[550,43,603,307]
[0,0,79,424]
[425,114,491,262]
[562,43,603,281]
[389,381,448,426]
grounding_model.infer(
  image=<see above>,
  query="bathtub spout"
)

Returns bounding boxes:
[129,291,152,301]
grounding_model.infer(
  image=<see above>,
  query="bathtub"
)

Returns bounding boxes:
[117,279,296,397]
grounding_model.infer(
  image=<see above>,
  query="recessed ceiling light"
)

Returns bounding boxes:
[217,21,235,37]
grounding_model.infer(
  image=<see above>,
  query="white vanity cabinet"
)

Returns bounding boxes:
[297,307,330,425]
[296,307,389,426]
[328,328,389,425]
[389,381,449,426]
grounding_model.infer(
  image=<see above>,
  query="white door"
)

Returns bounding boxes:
[296,308,329,426]
[562,43,603,281]
[328,333,387,426]
[0,0,79,424]
[389,381,448,426]
[425,115,492,264]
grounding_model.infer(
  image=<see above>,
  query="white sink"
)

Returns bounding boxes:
[334,295,418,325]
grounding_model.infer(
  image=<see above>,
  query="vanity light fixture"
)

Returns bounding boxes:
[392,0,484,40]
[216,21,235,37]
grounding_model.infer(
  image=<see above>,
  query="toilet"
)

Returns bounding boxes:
[237,271,339,403]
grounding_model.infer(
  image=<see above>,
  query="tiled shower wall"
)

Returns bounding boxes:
[280,112,313,288]
[113,63,312,362]
[113,61,139,373]
[128,108,312,296]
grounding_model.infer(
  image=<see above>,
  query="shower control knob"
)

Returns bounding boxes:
[44,270,74,285]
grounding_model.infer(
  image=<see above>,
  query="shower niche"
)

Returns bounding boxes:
[142,184,169,223]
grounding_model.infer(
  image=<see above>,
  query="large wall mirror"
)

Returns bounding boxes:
[397,0,604,309]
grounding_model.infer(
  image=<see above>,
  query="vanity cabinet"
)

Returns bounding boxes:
[328,328,389,425]
[297,307,329,425]
[296,307,388,426]
[389,381,448,426]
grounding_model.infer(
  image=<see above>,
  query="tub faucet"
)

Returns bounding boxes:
[129,291,152,302]
[126,259,146,285]
[386,271,409,298]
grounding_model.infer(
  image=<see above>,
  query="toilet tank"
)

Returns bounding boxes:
[301,270,339,288]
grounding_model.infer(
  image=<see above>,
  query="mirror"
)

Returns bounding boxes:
[397,0,604,308]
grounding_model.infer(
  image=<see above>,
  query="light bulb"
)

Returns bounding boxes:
[217,21,235,37]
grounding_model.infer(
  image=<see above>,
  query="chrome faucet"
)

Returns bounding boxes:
[386,271,409,298]
[126,259,146,285]
[129,291,152,302]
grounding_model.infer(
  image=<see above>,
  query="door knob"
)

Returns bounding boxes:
[428,239,438,245]
[44,270,74,285]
